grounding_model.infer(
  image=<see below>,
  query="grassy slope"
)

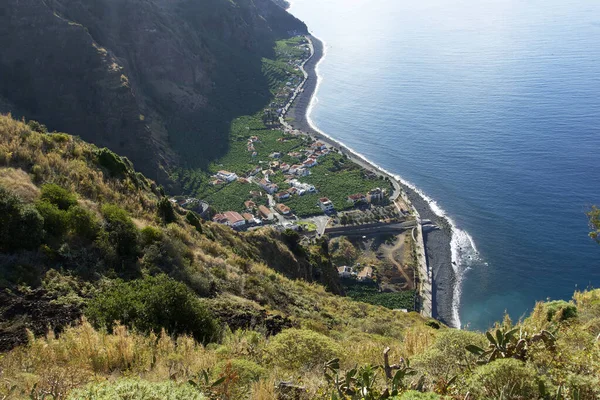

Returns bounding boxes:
[0,115,432,398]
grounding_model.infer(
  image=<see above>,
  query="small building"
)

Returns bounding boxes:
[242,213,255,224]
[367,187,385,203]
[223,211,246,228]
[337,266,354,278]
[311,141,327,150]
[347,193,367,205]
[269,152,282,159]
[280,163,290,172]
[212,213,228,224]
[357,266,374,281]
[319,197,334,212]
[259,179,278,194]
[276,203,291,215]
[216,170,238,182]
[244,200,256,210]
[303,157,317,168]
[258,205,274,220]
[296,168,310,177]
[275,191,290,201]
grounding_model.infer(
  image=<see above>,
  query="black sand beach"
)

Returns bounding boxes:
[287,35,456,326]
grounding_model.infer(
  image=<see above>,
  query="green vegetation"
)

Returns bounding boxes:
[86,275,220,344]
[343,279,416,311]
[172,38,391,216]
[2,116,600,400]
[67,379,205,400]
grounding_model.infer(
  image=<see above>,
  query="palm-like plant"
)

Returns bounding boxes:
[466,327,556,364]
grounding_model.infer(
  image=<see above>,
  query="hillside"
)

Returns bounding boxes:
[1,116,600,399]
[0,0,306,188]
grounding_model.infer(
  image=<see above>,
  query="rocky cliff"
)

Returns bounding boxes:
[0,0,306,188]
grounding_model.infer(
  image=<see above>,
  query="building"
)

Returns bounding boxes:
[216,170,238,182]
[258,205,274,220]
[319,197,334,212]
[357,266,374,281]
[269,152,282,159]
[311,141,327,151]
[302,157,317,168]
[242,213,255,224]
[223,211,246,228]
[296,168,310,177]
[347,193,367,205]
[276,203,291,215]
[367,187,385,203]
[244,200,256,210]
[212,213,228,224]
[259,179,278,194]
[275,192,290,201]
[337,266,354,278]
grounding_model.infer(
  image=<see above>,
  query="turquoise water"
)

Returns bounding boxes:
[288,0,600,330]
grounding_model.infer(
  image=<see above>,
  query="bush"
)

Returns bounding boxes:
[86,274,220,344]
[36,200,69,238]
[0,186,44,250]
[265,328,343,370]
[157,197,176,224]
[40,183,77,210]
[215,359,266,386]
[140,225,163,246]
[100,204,139,260]
[67,205,99,240]
[97,148,128,177]
[186,211,203,233]
[544,300,577,322]
[66,378,205,400]
[466,359,541,400]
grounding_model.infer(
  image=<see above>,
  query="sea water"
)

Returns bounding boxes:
[288,0,600,330]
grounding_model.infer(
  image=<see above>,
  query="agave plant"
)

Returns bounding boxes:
[466,327,556,364]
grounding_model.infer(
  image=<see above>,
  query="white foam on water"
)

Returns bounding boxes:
[295,29,482,328]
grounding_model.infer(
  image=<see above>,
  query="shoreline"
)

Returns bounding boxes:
[285,35,457,326]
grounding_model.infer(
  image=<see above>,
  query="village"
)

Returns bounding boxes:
[169,35,423,312]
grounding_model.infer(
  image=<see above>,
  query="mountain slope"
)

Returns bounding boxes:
[0,0,307,188]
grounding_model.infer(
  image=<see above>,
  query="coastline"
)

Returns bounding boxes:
[286,35,457,326]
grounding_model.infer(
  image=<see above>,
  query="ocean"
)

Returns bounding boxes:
[288,0,600,330]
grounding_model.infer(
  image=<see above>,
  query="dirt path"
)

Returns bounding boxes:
[383,235,414,290]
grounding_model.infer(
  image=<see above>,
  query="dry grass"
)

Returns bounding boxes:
[0,167,39,202]
[0,114,157,219]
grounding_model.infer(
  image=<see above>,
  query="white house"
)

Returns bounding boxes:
[337,266,354,278]
[216,170,238,182]
[319,197,334,212]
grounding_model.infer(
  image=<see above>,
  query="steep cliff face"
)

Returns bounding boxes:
[0,0,306,187]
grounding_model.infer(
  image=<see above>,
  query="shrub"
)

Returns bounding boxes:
[215,359,266,386]
[86,274,220,344]
[66,378,205,400]
[67,205,99,240]
[97,148,128,177]
[186,211,203,233]
[0,186,44,250]
[544,300,577,322]
[40,183,77,210]
[466,359,541,400]
[140,225,163,246]
[36,200,69,238]
[157,197,176,223]
[100,204,139,259]
[265,328,343,370]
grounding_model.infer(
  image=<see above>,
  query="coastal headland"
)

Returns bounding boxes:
[286,35,456,326]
